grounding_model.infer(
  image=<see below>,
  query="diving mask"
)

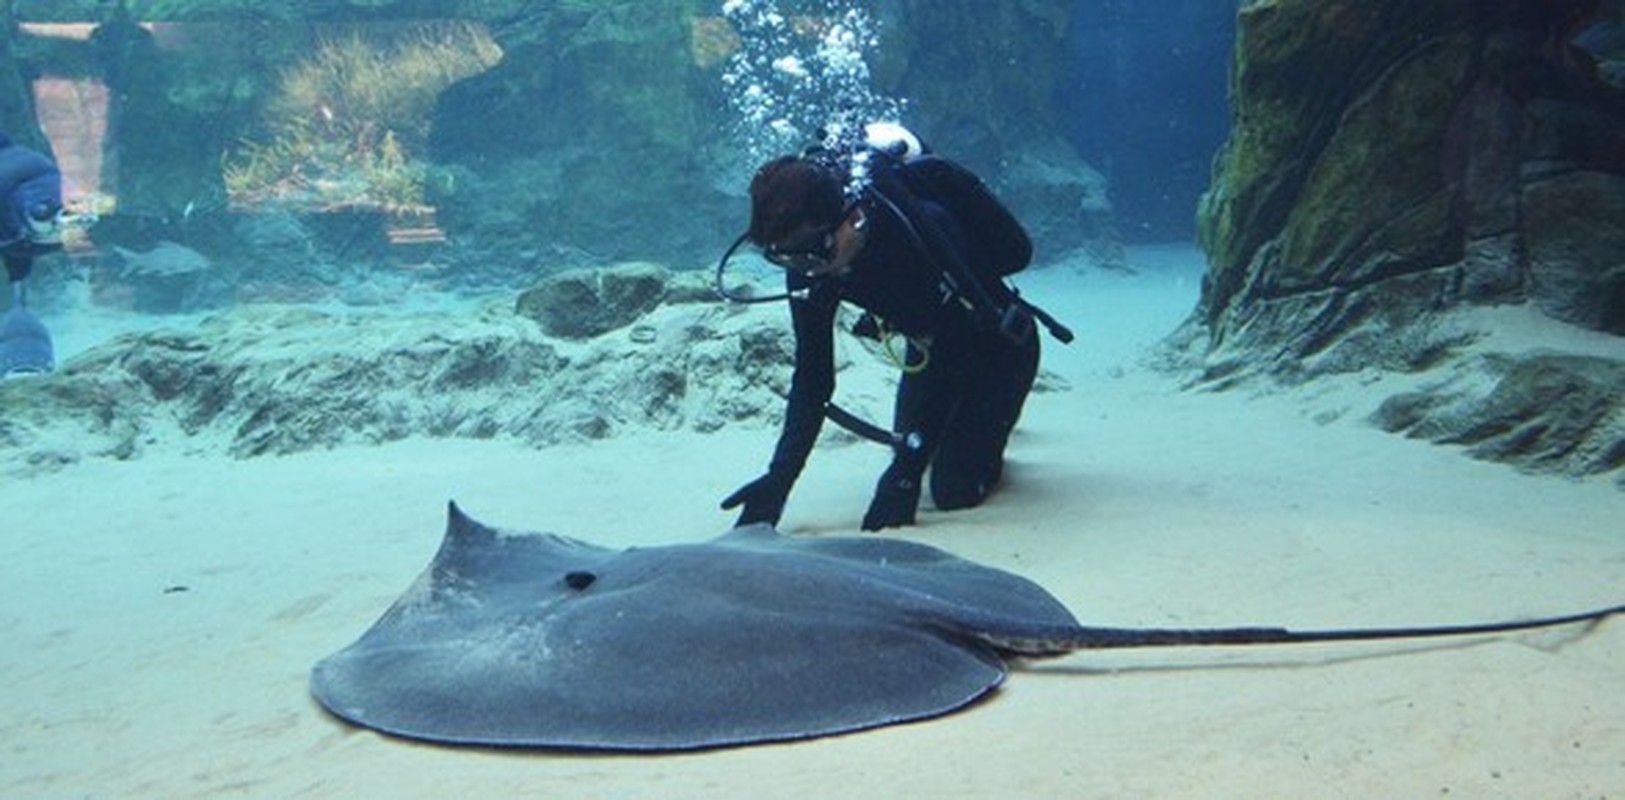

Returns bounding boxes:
[24,201,62,246]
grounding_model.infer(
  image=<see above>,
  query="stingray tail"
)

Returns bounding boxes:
[1002,601,1625,654]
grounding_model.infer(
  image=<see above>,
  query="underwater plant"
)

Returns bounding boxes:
[224,22,500,213]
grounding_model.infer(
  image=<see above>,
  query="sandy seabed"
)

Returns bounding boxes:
[3,246,1623,799]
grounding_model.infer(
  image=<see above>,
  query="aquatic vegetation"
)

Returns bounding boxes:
[224,22,500,213]
[690,15,742,69]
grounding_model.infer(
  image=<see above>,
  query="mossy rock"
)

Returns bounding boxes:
[515,262,672,339]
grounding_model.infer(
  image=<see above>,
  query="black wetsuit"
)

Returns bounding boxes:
[755,170,1040,530]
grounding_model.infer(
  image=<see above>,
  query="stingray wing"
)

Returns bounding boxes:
[312,512,1032,750]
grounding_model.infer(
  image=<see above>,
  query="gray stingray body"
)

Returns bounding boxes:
[311,503,1082,750]
[313,503,1625,751]
[0,303,53,376]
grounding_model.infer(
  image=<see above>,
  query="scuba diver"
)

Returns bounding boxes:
[718,124,1072,531]
[0,131,64,377]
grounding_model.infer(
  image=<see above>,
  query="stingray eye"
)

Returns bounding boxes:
[563,571,597,591]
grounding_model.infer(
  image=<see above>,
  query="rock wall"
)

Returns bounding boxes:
[883,0,1121,264]
[426,1,730,273]
[81,5,236,221]
[427,0,1117,272]
[1198,0,1624,355]
[1186,0,1625,483]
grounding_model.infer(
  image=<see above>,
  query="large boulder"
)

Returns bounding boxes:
[1197,0,1624,354]
[515,262,675,340]
[1181,0,1625,482]
[1373,353,1625,479]
[427,1,731,271]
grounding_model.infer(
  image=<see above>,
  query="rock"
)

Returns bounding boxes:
[112,241,212,277]
[515,262,672,339]
[1002,143,1127,269]
[0,288,865,475]
[1372,353,1625,480]
[108,241,214,313]
[1195,0,1624,361]
[11,3,1121,295]
[0,363,151,469]
[1179,0,1625,482]
[1523,169,1625,334]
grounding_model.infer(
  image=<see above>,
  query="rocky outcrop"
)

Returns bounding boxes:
[0,295,789,474]
[1198,0,1624,349]
[6,263,1034,475]
[83,5,233,221]
[1373,353,1625,479]
[516,262,676,340]
[1000,142,1123,268]
[1182,0,1625,482]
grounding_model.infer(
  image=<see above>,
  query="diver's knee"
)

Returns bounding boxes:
[931,476,992,511]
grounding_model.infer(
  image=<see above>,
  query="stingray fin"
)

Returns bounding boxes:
[445,500,492,543]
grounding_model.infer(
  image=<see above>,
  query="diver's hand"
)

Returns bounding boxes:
[861,472,921,531]
[721,471,793,528]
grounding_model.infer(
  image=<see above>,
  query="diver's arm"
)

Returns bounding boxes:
[768,278,839,476]
[721,276,839,526]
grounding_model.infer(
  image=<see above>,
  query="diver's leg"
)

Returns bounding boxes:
[862,342,961,530]
[929,333,1039,510]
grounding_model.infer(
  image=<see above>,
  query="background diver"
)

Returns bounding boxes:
[0,131,65,377]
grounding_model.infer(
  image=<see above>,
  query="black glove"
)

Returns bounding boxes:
[721,470,793,528]
[862,471,921,532]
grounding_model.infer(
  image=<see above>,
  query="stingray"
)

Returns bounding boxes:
[311,503,1625,751]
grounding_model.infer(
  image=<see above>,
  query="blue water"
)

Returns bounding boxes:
[1064,0,1235,242]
